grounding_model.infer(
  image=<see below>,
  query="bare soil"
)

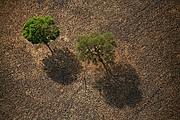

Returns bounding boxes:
[0,0,179,119]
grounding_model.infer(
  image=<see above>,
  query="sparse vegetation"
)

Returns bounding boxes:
[1,0,178,119]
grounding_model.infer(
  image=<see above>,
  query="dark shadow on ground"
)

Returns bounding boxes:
[93,63,142,109]
[42,48,82,85]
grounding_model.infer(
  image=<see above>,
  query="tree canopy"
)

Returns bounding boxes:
[76,32,117,74]
[23,16,60,44]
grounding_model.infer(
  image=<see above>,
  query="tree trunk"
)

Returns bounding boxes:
[94,46,113,76]
[98,55,113,77]
[44,42,54,55]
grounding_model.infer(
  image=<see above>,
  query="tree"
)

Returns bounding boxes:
[22,16,60,53]
[76,32,117,75]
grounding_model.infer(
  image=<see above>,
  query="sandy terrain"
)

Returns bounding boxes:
[0,0,179,119]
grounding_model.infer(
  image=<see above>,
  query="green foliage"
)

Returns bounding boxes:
[76,32,117,66]
[23,16,60,44]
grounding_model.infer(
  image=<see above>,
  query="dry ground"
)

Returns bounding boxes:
[0,0,179,119]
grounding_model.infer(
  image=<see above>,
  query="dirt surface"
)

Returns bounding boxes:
[0,0,179,119]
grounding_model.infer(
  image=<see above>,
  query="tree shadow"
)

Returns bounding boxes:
[42,48,82,85]
[93,63,142,108]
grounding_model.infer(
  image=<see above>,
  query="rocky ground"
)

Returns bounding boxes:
[0,0,179,119]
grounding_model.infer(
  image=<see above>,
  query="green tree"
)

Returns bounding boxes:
[76,32,117,75]
[23,16,60,53]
